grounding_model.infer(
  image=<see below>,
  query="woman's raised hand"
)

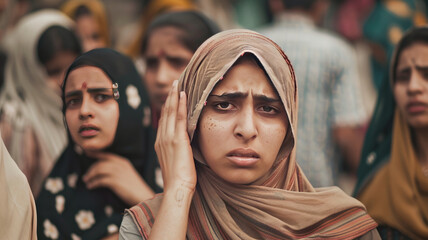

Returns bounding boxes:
[155,80,196,193]
[147,81,195,239]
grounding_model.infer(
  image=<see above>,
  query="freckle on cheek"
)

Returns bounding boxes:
[205,117,219,131]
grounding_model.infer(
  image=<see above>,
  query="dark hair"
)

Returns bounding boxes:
[281,0,316,10]
[141,10,220,54]
[392,27,428,82]
[37,25,82,65]
[73,5,92,19]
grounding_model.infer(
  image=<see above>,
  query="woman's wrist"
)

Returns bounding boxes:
[164,182,195,208]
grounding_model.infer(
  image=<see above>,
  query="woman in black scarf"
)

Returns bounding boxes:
[36,48,158,239]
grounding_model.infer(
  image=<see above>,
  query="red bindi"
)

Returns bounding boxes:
[158,50,165,58]
[81,82,87,89]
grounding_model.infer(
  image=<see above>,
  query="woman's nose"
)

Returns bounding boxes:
[79,97,94,120]
[233,107,258,141]
[155,61,174,87]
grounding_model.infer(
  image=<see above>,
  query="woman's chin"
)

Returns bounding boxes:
[79,144,106,155]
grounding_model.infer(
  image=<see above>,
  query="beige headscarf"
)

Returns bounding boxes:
[129,29,377,239]
[0,10,71,169]
[0,137,37,239]
[0,9,72,194]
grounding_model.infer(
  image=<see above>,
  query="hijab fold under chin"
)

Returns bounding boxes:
[128,29,377,239]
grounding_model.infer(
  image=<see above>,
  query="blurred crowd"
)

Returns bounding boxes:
[1,0,428,239]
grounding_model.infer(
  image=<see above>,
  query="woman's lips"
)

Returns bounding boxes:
[406,101,428,114]
[226,148,260,167]
[79,125,99,137]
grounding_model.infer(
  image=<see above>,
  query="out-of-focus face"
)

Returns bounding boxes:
[144,26,193,113]
[75,15,106,52]
[394,42,428,129]
[44,50,78,96]
[64,66,119,153]
[197,57,288,185]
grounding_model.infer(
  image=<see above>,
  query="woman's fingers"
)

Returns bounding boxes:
[176,91,188,140]
[153,81,196,191]
[156,80,178,152]
[157,80,175,140]
[83,162,109,183]
[83,158,120,184]
[86,175,111,189]
[165,80,179,137]
[156,80,179,165]
[81,153,155,204]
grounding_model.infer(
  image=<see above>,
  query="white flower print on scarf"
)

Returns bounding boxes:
[45,177,64,194]
[126,85,141,109]
[71,233,81,240]
[107,224,118,234]
[105,205,113,217]
[44,219,59,239]
[55,195,65,214]
[68,173,78,188]
[75,210,95,230]
[143,106,151,127]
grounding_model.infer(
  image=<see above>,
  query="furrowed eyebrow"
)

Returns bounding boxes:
[209,92,280,102]
[64,90,82,98]
[209,92,248,99]
[86,88,113,93]
[253,94,281,103]
[397,67,410,72]
[416,66,428,72]
[64,88,112,98]
[166,56,189,61]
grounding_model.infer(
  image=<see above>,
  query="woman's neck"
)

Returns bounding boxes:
[413,128,428,166]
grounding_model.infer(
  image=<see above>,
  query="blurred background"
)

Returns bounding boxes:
[1,0,428,194]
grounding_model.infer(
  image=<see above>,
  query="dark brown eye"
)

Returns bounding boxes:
[46,67,62,77]
[395,72,410,83]
[168,57,188,69]
[91,32,101,40]
[213,101,235,111]
[65,98,81,108]
[262,106,274,112]
[145,58,159,70]
[257,105,279,115]
[218,102,230,108]
[94,94,112,103]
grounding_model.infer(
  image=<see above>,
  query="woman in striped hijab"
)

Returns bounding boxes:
[120,29,380,240]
